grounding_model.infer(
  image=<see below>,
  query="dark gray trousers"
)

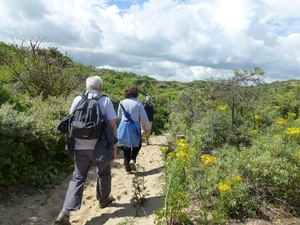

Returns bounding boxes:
[62,150,111,211]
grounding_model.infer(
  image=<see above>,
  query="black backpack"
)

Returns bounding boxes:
[69,92,105,140]
[56,92,118,155]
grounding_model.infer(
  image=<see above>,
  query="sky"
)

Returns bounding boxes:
[0,0,299,83]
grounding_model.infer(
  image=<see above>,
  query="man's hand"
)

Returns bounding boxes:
[110,145,117,163]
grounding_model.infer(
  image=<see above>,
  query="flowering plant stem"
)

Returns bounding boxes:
[161,160,177,225]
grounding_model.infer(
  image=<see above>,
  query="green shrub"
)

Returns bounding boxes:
[0,95,73,190]
[159,78,300,223]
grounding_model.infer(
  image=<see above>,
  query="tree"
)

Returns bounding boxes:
[217,66,265,125]
[1,39,87,99]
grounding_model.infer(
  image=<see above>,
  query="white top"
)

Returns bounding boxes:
[117,98,151,129]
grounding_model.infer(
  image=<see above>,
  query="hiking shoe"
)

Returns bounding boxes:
[53,212,71,225]
[129,160,136,171]
[125,164,131,173]
[99,195,115,208]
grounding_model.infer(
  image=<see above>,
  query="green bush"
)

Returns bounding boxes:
[158,77,300,223]
[0,95,73,190]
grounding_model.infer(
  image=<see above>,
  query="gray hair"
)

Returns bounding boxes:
[146,95,151,101]
[86,76,103,90]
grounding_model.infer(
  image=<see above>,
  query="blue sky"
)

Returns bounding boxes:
[108,0,145,9]
[0,0,299,83]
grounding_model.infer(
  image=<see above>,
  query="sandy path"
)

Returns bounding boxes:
[0,134,167,225]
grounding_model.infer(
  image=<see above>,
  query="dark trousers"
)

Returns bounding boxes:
[122,141,142,171]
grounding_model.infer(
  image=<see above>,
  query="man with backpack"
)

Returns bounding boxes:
[53,76,118,225]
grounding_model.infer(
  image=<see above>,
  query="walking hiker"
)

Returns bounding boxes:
[117,86,150,174]
[141,95,157,145]
[53,76,118,225]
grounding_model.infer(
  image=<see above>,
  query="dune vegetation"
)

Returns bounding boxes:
[0,40,299,224]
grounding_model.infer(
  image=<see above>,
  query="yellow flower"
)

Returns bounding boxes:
[217,104,229,111]
[287,112,296,117]
[274,106,280,110]
[233,175,243,182]
[284,127,300,135]
[276,118,287,125]
[201,154,216,165]
[175,139,187,148]
[253,114,261,120]
[176,150,186,163]
[173,139,197,163]
[251,129,258,135]
[298,151,300,156]
[160,146,169,153]
[218,182,231,192]
[168,152,175,158]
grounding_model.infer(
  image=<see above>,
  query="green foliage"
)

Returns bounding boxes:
[169,67,265,151]
[131,164,149,215]
[2,39,300,225]
[0,39,180,198]
[0,96,73,190]
[1,39,88,99]
[162,72,300,223]
[0,86,26,111]
[156,139,196,224]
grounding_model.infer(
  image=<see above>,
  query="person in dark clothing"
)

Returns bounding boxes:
[141,95,156,145]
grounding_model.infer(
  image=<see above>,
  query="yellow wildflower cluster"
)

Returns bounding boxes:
[284,127,300,135]
[273,106,280,110]
[253,114,261,120]
[217,104,229,111]
[218,182,231,192]
[277,118,287,125]
[201,154,217,165]
[233,175,243,182]
[174,139,197,163]
[251,129,258,135]
[219,175,243,193]
[160,146,169,154]
[287,112,296,117]
[298,151,300,156]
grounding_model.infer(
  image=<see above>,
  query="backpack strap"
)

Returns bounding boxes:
[120,103,140,138]
[120,103,132,122]
[80,91,91,99]
[80,91,107,100]
[95,94,107,100]
[79,92,108,118]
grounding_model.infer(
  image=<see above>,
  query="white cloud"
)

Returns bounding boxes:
[0,0,299,83]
